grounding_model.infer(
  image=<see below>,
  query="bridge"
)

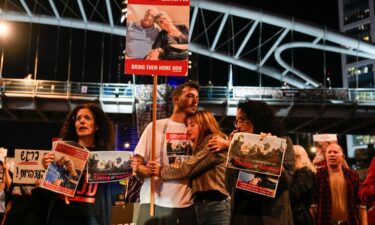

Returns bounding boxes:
[1,78,375,135]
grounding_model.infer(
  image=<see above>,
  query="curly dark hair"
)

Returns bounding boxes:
[237,99,284,137]
[59,103,115,150]
[172,81,200,98]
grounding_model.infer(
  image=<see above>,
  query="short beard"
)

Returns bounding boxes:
[177,101,195,116]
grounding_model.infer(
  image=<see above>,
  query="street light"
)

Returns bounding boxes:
[0,22,10,78]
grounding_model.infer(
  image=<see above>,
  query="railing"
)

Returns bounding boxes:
[1,78,375,104]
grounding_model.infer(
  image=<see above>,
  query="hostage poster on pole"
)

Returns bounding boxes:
[125,0,190,76]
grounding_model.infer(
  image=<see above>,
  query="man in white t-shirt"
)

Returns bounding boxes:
[132,81,199,225]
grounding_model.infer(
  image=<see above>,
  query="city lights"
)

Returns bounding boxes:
[0,23,9,37]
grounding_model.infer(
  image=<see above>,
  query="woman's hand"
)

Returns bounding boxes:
[147,161,161,177]
[145,49,161,60]
[42,152,55,170]
[259,132,272,140]
[206,135,230,153]
[3,161,8,171]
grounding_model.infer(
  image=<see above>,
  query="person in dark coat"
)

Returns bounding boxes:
[206,99,295,225]
[289,145,316,225]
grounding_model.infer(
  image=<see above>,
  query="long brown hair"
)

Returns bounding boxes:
[186,111,225,149]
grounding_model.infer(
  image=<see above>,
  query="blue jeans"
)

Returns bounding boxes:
[137,204,197,225]
[194,198,231,225]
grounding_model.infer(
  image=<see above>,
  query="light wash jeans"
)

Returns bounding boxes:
[194,198,231,225]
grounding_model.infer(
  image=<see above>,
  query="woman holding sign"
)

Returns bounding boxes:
[206,99,295,225]
[38,103,121,225]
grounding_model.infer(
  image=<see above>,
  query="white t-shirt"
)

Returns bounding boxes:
[134,118,193,208]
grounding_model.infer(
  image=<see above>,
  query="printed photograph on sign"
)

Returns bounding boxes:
[166,132,192,165]
[41,141,89,197]
[236,171,279,198]
[87,151,134,183]
[227,133,287,176]
[125,0,190,75]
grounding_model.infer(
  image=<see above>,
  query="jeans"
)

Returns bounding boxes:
[137,204,197,225]
[194,198,230,225]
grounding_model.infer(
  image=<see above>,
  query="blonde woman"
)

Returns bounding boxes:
[148,111,230,225]
[290,145,316,225]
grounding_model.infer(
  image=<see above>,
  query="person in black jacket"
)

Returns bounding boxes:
[39,103,122,225]
[289,145,316,225]
[206,99,295,225]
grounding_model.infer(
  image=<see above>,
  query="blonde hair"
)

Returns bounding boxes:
[293,145,317,174]
[155,11,172,25]
[186,111,225,150]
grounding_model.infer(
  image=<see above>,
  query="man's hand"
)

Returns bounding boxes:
[131,155,153,178]
[206,135,230,153]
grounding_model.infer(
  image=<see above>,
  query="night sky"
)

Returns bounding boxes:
[193,0,342,87]
[0,0,341,86]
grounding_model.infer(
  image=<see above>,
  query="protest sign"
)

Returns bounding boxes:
[125,0,190,76]
[236,171,279,198]
[13,149,48,184]
[227,133,287,176]
[88,151,133,183]
[41,141,89,197]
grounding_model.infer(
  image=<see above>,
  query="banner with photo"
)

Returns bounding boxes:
[125,0,190,76]
[87,151,133,183]
[227,133,287,176]
[13,149,49,184]
[236,171,279,198]
[41,141,89,197]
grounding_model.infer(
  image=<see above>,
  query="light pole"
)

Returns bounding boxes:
[0,22,9,78]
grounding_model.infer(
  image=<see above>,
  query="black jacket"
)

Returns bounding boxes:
[289,166,315,225]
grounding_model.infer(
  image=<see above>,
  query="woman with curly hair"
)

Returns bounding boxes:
[206,99,295,225]
[38,103,120,225]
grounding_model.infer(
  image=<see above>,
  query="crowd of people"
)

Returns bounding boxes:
[0,80,374,225]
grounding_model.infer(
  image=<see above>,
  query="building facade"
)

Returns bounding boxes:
[338,0,375,88]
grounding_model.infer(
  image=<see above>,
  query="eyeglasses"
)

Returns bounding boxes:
[73,114,94,122]
[233,118,250,127]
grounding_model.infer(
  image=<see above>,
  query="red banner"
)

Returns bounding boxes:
[126,59,188,76]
